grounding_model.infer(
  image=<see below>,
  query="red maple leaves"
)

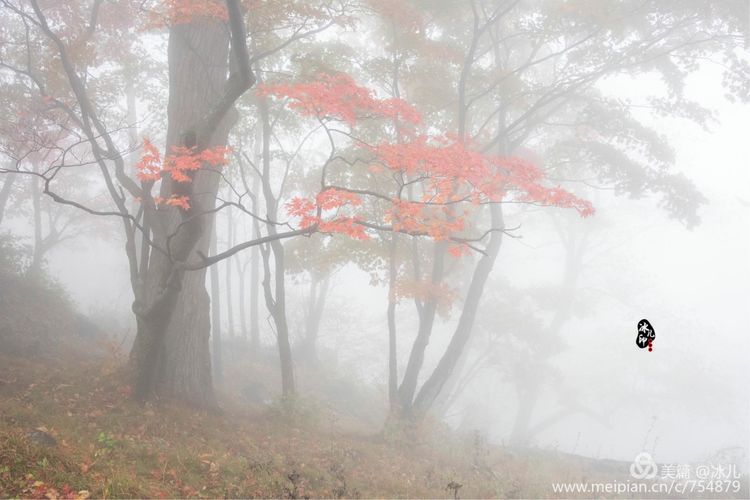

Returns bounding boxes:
[259,73,421,127]
[144,0,228,29]
[134,138,231,210]
[132,74,594,241]
[371,136,595,216]
[267,74,594,252]
[134,138,162,182]
[286,188,368,240]
[135,139,231,184]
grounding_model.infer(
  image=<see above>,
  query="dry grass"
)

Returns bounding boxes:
[0,348,602,499]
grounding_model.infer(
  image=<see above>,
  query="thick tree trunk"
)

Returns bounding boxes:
[159,19,234,406]
[411,204,504,420]
[130,18,235,407]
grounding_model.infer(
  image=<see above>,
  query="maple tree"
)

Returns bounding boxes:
[0,0,354,406]
[0,0,744,427]
[252,67,596,403]
[333,0,747,422]
[261,74,593,254]
[134,137,232,210]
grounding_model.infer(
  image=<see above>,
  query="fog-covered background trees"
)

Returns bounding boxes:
[0,1,748,495]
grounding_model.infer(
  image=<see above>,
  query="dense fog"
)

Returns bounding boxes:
[0,1,747,498]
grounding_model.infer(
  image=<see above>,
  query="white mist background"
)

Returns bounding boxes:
[46,63,749,465]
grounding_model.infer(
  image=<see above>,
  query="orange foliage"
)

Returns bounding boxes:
[153,195,191,210]
[259,73,421,127]
[144,0,228,29]
[135,138,231,184]
[394,278,458,316]
[371,136,595,216]
[386,200,465,240]
[135,138,162,182]
[134,138,231,210]
[286,188,368,240]
[266,75,594,251]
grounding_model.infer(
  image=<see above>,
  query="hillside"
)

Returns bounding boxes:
[0,243,745,499]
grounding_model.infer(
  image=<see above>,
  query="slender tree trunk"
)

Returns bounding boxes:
[301,271,330,361]
[407,39,506,420]
[260,239,295,395]
[431,334,475,419]
[386,39,406,413]
[125,74,138,171]
[0,171,17,226]
[508,221,589,443]
[225,204,234,338]
[29,165,44,276]
[272,241,294,396]
[411,204,504,420]
[249,167,261,351]
[237,256,247,339]
[209,228,223,385]
[387,235,399,408]
[257,91,295,396]
[397,242,447,415]
[508,377,541,447]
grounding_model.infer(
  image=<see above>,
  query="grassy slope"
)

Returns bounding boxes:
[0,270,745,499]
[0,348,606,499]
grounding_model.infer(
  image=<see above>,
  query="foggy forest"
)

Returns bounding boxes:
[0,0,748,498]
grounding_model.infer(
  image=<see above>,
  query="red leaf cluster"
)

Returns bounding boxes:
[144,0,228,29]
[153,195,191,210]
[135,138,162,182]
[268,75,594,250]
[372,135,595,217]
[386,200,465,240]
[259,73,421,127]
[134,138,232,211]
[135,138,231,184]
[286,188,368,240]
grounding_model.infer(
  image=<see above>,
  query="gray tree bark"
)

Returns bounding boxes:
[300,270,330,361]
[257,91,295,396]
[249,149,261,351]
[396,242,446,414]
[209,227,223,385]
[411,204,504,419]
[224,205,235,338]
[386,235,399,407]
[0,170,16,226]
[130,12,252,406]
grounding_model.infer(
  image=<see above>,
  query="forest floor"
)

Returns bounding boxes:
[0,342,633,500]
[0,273,744,499]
